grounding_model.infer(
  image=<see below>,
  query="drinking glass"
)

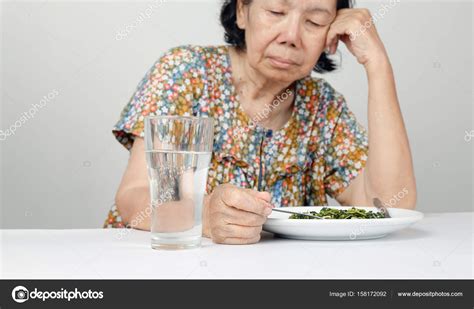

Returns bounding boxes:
[144,116,214,250]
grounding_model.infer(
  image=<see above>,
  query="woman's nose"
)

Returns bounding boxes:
[276,15,302,48]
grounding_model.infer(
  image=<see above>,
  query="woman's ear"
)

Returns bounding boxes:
[235,0,248,30]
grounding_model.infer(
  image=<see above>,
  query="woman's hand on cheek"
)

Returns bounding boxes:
[325,8,389,70]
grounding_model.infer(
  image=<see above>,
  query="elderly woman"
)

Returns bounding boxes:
[105,0,417,244]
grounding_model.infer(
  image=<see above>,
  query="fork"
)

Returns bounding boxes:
[373,198,391,218]
[272,208,323,219]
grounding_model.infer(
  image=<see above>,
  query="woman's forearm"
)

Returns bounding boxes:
[115,186,151,230]
[116,187,214,234]
[363,56,417,208]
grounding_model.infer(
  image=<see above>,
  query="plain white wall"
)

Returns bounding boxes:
[0,0,472,229]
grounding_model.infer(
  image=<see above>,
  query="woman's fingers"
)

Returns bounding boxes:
[324,8,387,66]
[213,224,262,244]
[207,184,273,245]
[253,190,272,203]
[221,186,273,216]
[325,8,368,49]
[328,35,339,55]
[214,235,261,245]
[326,18,353,52]
[223,206,267,227]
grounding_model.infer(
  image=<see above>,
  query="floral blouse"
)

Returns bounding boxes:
[104,45,369,228]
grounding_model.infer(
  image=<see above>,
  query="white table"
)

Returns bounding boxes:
[1,212,472,279]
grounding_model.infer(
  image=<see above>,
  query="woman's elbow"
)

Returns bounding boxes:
[115,186,151,230]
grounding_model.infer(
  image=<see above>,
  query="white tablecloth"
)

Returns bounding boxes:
[1,212,472,279]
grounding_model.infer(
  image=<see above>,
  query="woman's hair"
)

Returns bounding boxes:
[220,0,354,73]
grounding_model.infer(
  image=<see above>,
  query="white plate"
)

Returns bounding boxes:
[263,206,424,241]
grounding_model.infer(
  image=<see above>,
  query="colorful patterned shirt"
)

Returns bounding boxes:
[104,45,369,228]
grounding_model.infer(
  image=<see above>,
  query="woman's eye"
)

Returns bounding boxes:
[307,20,321,27]
[269,10,284,16]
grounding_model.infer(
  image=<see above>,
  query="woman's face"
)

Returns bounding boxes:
[237,0,337,83]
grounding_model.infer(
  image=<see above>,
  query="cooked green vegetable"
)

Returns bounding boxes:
[289,207,385,219]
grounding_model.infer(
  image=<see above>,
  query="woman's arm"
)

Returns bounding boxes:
[115,137,152,230]
[114,138,270,245]
[337,56,417,209]
[325,9,417,208]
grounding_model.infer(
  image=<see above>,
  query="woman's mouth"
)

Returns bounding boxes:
[268,56,297,69]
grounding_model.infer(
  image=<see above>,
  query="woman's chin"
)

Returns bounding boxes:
[267,71,302,84]
[260,64,305,83]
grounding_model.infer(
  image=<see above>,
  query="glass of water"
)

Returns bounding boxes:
[144,116,214,250]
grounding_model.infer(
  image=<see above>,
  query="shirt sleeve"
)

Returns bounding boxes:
[322,82,369,199]
[112,45,205,151]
